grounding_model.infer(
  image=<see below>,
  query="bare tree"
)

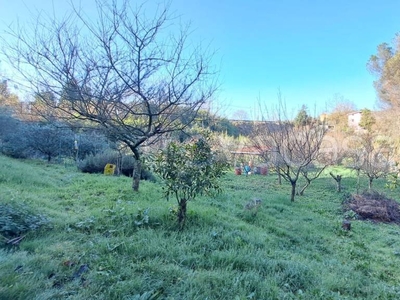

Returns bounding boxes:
[232,109,249,120]
[297,163,327,196]
[320,131,350,193]
[1,0,217,191]
[347,133,393,190]
[253,94,328,201]
[329,172,343,192]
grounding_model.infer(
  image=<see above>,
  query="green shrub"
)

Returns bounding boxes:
[77,150,136,176]
[77,150,156,180]
[0,112,31,159]
[0,203,51,240]
[154,134,229,229]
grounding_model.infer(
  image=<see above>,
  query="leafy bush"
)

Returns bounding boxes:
[75,131,112,160]
[0,110,112,161]
[25,122,75,162]
[154,134,229,229]
[0,203,51,240]
[386,172,400,190]
[0,111,31,158]
[77,150,156,180]
[77,150,136,175]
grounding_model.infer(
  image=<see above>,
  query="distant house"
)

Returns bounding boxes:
[348,111,362,130]
[319,113,328,123]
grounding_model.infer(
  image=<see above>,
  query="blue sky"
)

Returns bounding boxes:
[1,0,399,119]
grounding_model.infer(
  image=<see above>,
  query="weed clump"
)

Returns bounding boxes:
[0,203,51,243]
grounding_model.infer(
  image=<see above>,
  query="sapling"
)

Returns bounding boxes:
[154,134,228,229]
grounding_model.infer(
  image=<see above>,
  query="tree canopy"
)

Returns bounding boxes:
[359,108,376,132]
[368,33,400,109]
[154,134,228,229]
[294,105,312,127]
[0,80,19,110]
[2,0,217,191]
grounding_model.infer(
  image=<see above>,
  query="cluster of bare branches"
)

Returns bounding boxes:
[346,133,394,191]
[1,0,217,191]
[253,94,328,201]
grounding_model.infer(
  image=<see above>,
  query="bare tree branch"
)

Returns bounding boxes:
[253,93,328,201]
[1,0,218,191]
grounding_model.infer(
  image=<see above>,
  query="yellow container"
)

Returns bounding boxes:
[104,163,116,175]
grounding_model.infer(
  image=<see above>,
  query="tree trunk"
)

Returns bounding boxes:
[132,150,141,192]
[277,168,282,185]
[369,177,373,190]
[290,181,296,202]
[116,152,122,176]
[342,220,351,231]
[298,181,310,196]
[178,198,187,230]
[336,177,342,193]
[329,172,342,193]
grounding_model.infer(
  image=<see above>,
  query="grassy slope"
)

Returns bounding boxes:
[1,155,400,299]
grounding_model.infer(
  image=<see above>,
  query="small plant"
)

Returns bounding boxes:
[72,216,97,234]
[344,210,358,220]
[386,173,400,190]
[244,198,262,210]
[334,219,353,237]
[154,133,228,229]
[0,203,51,242]
[134,208,150,226]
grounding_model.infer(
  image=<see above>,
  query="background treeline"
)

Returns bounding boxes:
[0,80,249,174]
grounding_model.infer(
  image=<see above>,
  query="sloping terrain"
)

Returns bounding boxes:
[1,155,400,299]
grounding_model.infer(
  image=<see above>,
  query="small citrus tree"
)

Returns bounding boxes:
[154,135,228,229]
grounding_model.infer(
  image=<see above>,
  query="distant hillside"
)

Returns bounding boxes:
[230,120,255,136]
[230,120,283,136]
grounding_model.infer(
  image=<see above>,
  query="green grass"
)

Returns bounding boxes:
[1,155,400,299]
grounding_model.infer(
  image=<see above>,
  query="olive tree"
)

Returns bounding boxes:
[0,108,30,158]
[2,0,217,191]
[25,123,75,162]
